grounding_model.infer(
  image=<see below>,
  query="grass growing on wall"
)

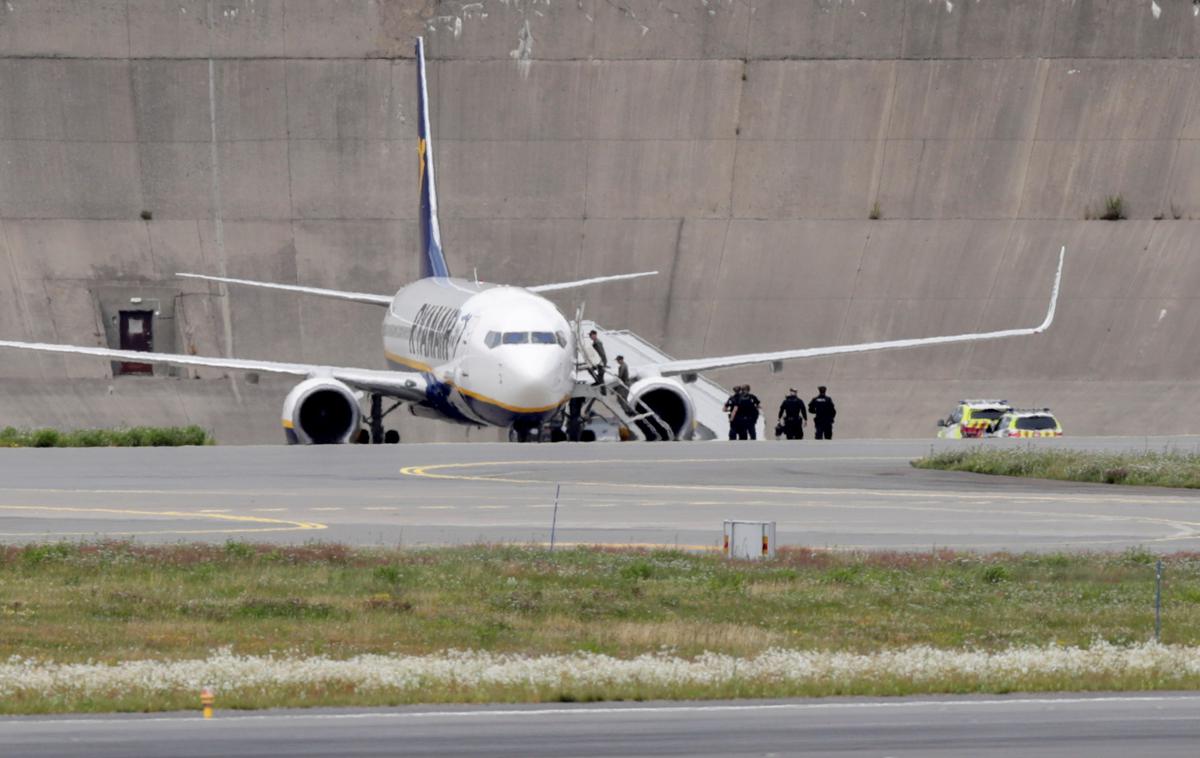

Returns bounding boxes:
[0,425,213,447]
[913,448,1200,489]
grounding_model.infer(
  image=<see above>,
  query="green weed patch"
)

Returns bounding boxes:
[0,541,1196,663]
[0,425,213,447]
[913,448,1200,488]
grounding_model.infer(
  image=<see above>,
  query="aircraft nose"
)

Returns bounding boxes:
[504,351,571,410]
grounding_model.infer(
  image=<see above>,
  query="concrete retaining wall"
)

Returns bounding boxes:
[2,0,1199,441]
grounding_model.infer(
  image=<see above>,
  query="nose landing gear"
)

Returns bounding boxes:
[509,418,542,443]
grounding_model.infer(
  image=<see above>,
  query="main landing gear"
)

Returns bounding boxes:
[356,393,402,444]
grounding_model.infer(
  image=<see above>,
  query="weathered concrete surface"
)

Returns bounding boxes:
[3,438,1200,550]
[2,0,1200,442]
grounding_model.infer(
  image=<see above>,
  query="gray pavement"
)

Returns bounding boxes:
[3,694,1198,757]
[2,436,1199,552]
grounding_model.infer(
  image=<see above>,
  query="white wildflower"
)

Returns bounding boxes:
[2,643,1199,703]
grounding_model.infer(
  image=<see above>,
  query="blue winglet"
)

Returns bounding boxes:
[416,37,450,279]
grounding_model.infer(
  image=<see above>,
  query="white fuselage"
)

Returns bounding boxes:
[382,278,575,427]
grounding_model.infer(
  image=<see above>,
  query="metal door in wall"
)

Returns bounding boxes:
[118,310,153,375]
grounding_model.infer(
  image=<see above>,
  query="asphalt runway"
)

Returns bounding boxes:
[3,694,1198,757]
[2,437,1200,552]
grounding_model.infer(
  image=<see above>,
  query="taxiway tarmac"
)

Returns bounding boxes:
[1,437,1199,552]
[3,694,1199,757]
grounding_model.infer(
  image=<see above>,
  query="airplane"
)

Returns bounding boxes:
[0,38,1066,445]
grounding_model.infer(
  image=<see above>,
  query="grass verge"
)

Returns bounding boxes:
[912,447,1200,488]
[1,542,1199,712]
[0,425,213,447]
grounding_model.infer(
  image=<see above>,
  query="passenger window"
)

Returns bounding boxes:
[502,332,529,345]
[484,331,501,349]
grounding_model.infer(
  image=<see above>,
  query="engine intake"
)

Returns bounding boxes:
[281,377,361,445]
[627,377,695,441]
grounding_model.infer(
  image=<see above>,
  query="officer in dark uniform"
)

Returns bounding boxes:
[724,385,743,440]
[588,330,608,386]
[777,388,807,440]
[734,385,762,440]
[808,385,836,440]
[614,355,632,411]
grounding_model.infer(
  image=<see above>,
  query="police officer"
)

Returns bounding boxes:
[734,385,762,440]
[588,330,608,387]
[615,355,630,389]
[614,355,632,409]
[808,385,836,440]
[777,388,807,440]
[724,385,743,440]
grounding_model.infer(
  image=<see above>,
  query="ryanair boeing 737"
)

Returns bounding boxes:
[0,39,1064,444]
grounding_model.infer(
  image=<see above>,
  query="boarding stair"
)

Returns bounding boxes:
[572,320,764,441]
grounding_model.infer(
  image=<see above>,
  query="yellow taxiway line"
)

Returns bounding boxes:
[399,458,1200,506]
[0,505,326,537]
[398,458,1200,547]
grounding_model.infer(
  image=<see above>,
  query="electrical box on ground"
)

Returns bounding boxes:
[723,520,776,560]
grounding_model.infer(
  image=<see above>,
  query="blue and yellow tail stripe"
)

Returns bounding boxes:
[415,37,450,279]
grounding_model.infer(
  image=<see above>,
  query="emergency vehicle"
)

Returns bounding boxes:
[987,409,1063,438]
[936,399,1012,438]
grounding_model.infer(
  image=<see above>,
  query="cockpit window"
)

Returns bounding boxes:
[488,331,565,347]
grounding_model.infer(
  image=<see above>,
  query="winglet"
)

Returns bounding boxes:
[1034,245,1066,333]
[416,37,450,279]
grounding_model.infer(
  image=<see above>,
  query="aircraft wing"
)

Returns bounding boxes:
[526,271,658,293]
[0,339,428,401]
[649,246,1065,378]
[177,273,393,307]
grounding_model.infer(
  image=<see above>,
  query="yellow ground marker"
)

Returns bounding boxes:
[399,459,1200,547]
[0,505,326,537]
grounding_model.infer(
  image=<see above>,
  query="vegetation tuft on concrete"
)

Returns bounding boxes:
[1101,194,1126,220]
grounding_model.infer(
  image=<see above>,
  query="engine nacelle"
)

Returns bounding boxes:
[627,376,695,441]
[281,377,361,445]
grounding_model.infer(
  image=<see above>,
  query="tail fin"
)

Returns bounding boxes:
[416,37,450,279]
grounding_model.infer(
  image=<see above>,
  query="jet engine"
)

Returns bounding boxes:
[626,376,695,441]
[281,377,361,444]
